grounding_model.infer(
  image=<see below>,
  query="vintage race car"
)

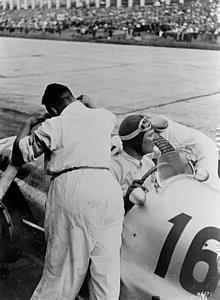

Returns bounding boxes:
[0,136,219,300]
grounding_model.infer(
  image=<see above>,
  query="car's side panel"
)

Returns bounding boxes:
[121,176,220,299]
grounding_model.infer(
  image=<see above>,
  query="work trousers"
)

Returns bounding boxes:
[31,169,124,300]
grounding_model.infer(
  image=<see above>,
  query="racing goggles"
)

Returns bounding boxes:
[120,116,152,141]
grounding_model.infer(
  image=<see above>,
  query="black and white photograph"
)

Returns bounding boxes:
[0,0,219,299]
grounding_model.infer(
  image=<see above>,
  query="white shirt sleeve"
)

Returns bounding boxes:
[19,117,63,163]
[19,135,37,163]
[34,117,63,152]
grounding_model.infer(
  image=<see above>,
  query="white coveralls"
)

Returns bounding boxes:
[159,116,220,189]
[19,101,124,300]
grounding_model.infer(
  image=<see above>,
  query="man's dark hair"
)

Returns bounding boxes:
[42,83,74,107]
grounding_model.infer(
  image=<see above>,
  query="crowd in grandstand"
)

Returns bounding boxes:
[0,0,219,42]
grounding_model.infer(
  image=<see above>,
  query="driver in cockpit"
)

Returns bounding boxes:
[110,113,215,215]
[110,114,155,214]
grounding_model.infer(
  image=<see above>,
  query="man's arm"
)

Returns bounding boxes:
[12,114,49,167]
[77,94,97,108]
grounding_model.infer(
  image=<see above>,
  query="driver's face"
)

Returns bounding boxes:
[141,128,154,155]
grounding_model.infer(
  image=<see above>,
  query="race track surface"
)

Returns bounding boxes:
[0,37,220,138]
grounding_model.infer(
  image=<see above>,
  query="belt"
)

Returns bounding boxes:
[49,166,109,180]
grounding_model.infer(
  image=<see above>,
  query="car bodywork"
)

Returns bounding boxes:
[121,174,220,299]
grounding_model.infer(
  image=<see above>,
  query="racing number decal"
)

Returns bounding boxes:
[180,226,220,294]
[154,213,220,295]
[154,213,192,278]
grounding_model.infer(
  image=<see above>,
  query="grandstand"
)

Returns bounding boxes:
[0,0,219,45]
[0,0,208,10]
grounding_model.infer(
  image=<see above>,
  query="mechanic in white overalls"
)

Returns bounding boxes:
[111,115,155,213]
[12,83,124,300]
[149,115,220,189]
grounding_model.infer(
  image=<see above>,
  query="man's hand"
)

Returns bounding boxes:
[77,94,96,108]
[125,179,147,200]
[29,113,51,129]
[124,180,147,214]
